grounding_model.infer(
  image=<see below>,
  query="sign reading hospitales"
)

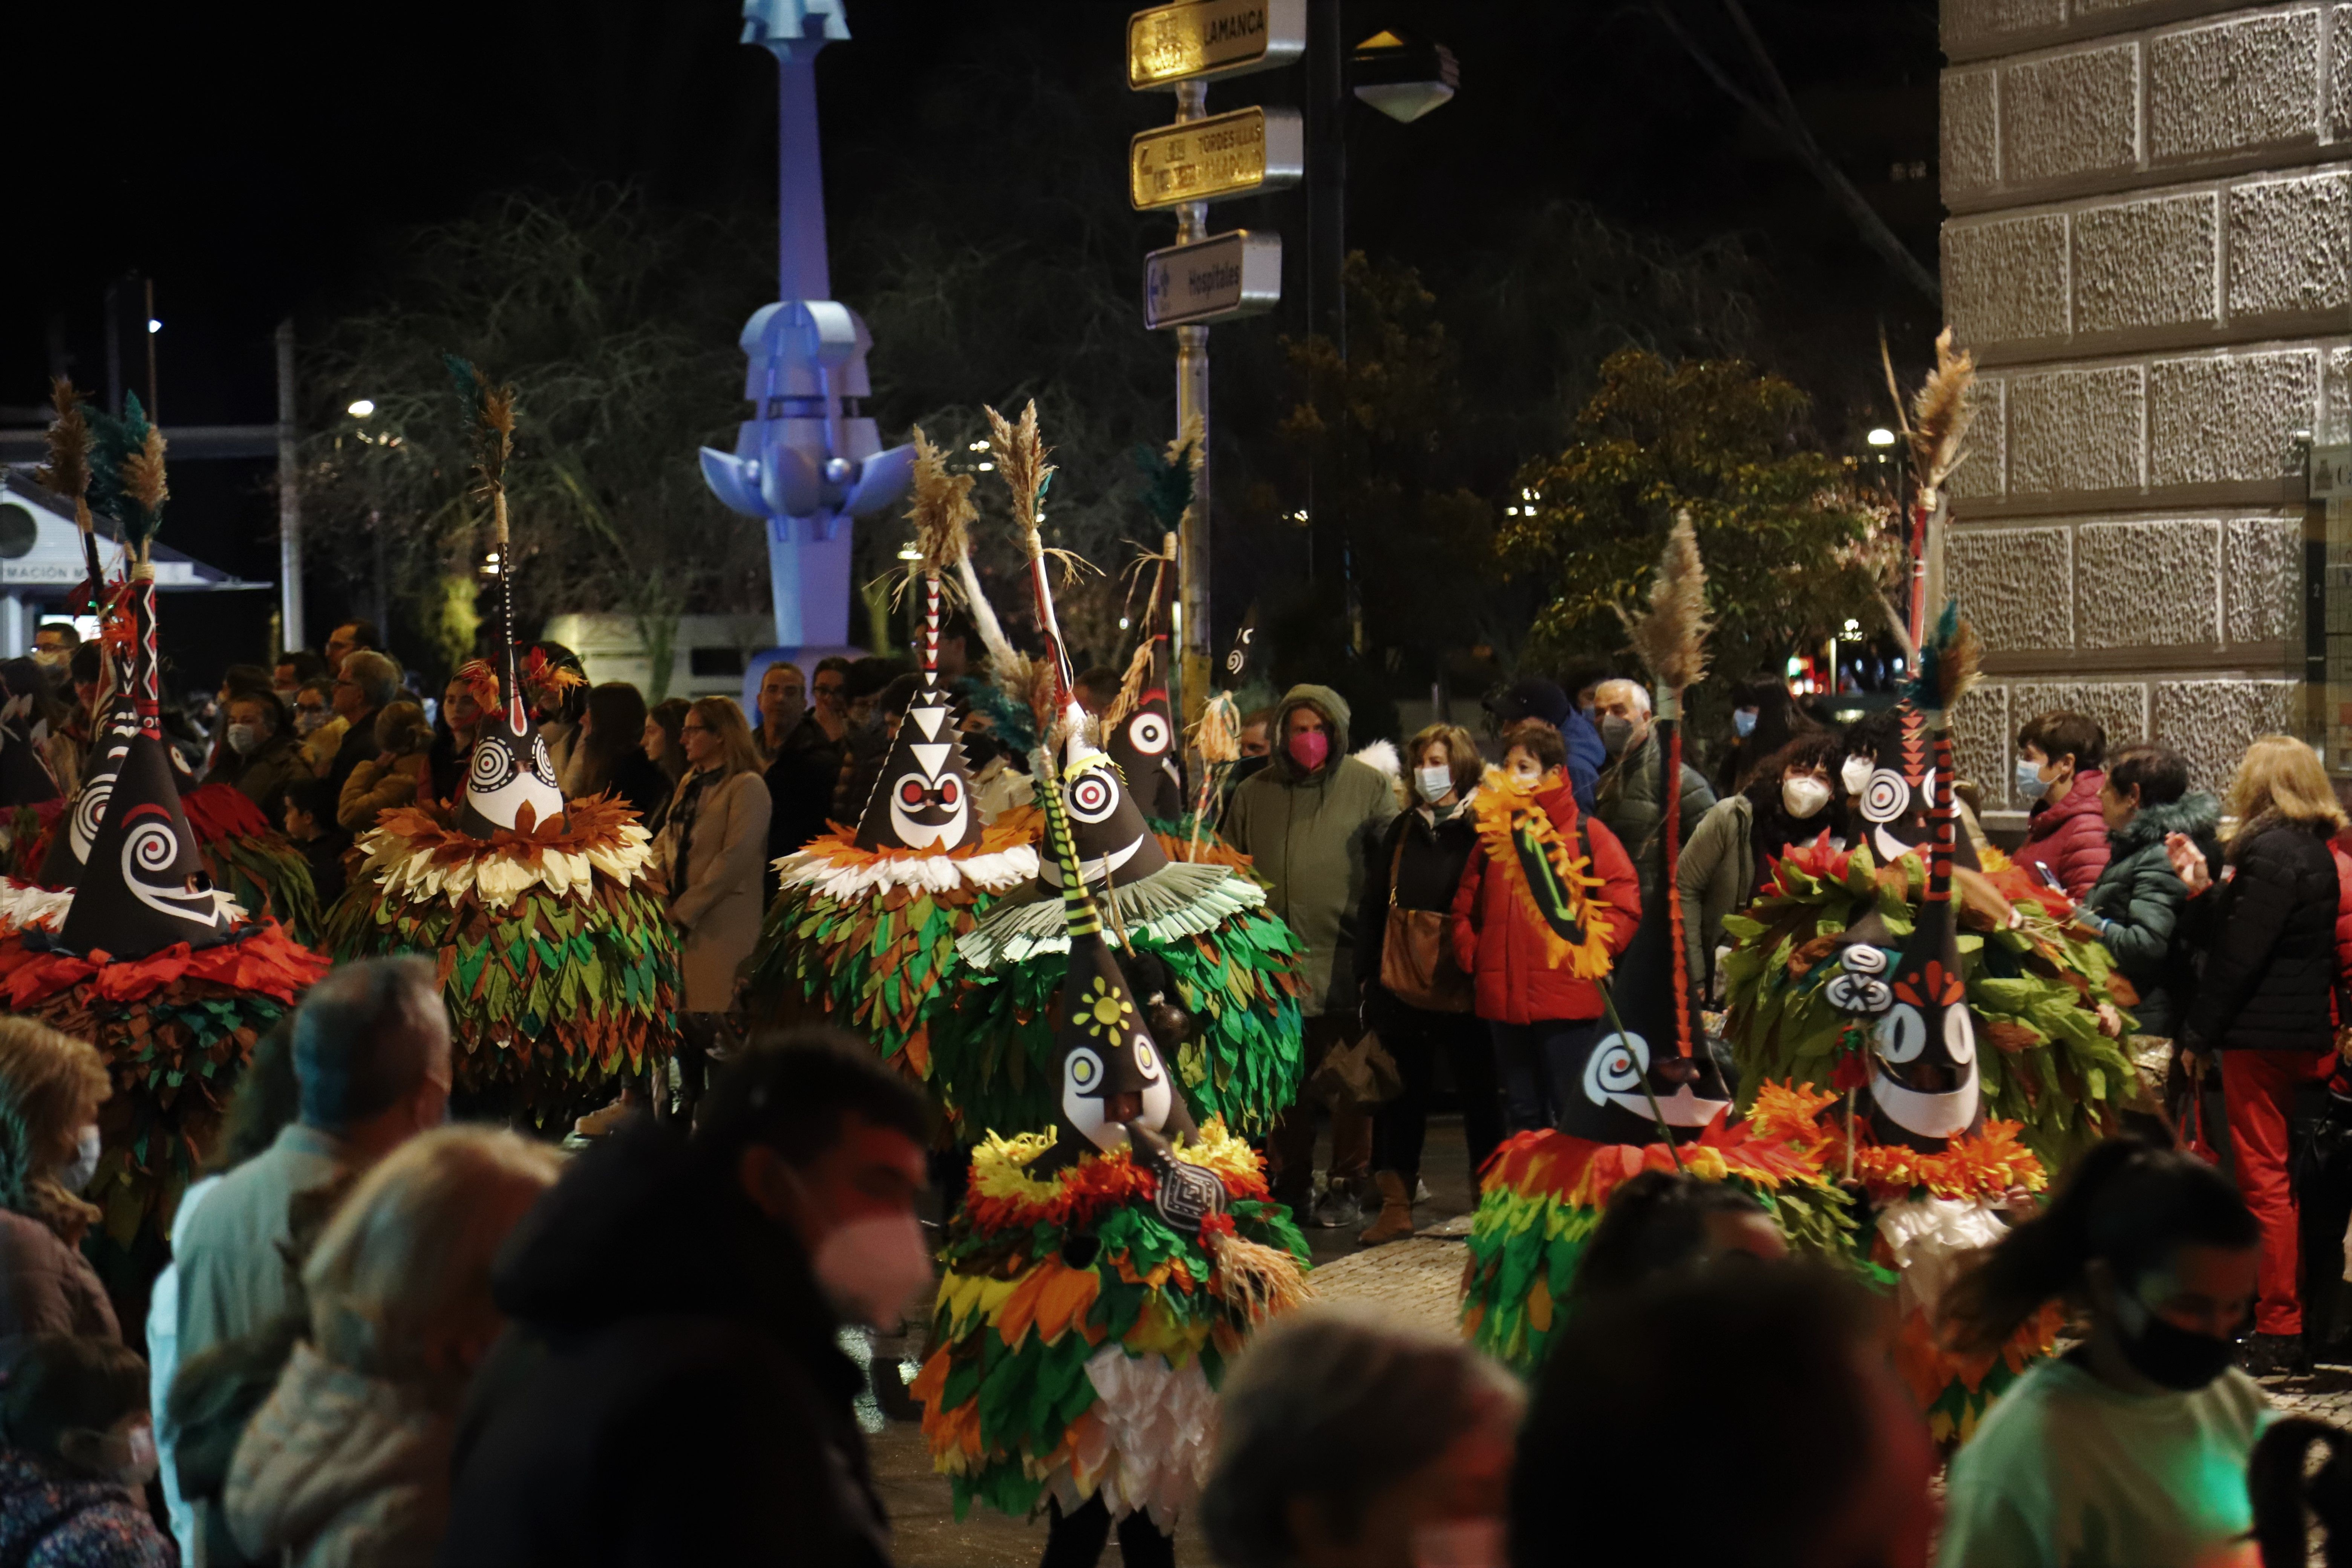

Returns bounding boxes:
[1127,0,1306,90]
[1144,231,1282,329]
[1129,106,1303,209]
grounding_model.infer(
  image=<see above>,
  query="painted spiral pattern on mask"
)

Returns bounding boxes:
[70,780,113,858]
[1859,767,1910,824]
[124,817,179,879]
[1066,767,1119,824]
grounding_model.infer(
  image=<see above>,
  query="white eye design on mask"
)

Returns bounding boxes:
[1841,945,1888,976]
[1825,973,1893,1013]
[1944,1004,1977,1066]
[1066,1046,1104,1095]
[1583,1031,1649,1105]
[1134,1037,1163,1083]
[1066,767,1120,824]
[1874,1003,1927,1064]
[1860,768,1914,824]
[1126,710,1171,758]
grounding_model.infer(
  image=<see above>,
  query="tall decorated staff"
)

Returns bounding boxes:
[946,403,1308,1144]
[1459,520,1854,1379]
[1721,601,2116,1446]
[320,358,681,1125]
[911,700,1308,1535]
[1102,430,1196,829]
[0,396,328,1295]
[739,428,1040,1085]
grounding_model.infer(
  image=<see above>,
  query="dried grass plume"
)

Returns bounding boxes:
[1621,511,1711,695]
[35,379,93,532]
[906,426,977,580]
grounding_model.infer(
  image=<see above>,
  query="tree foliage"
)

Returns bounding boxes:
[1498,349,1894,696]
[297,187,771,688]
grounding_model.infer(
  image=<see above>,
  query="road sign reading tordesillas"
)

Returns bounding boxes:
[1129,106,1304,209]
[1144,231,1283,329]
[1127,0,1306,90]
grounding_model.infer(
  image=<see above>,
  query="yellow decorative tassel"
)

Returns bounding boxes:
[1207,1229,1312,1325]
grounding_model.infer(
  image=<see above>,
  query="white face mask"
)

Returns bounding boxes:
[1781,775,1832,821]
[60,1125,100,1195]
[226,723,262,756]
[812,1211,934,1329]
[1839,756,1874,796]
[1414,764,1455,804]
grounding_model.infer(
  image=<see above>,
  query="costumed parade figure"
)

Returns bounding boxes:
[945,405,1306,1142]
[0,387,327,1291]
[911,688,1309,1546]
[738,429,1040,1086]
[1459,518,1853,1378]
[320,360,681,1123]
[1721,602,2128,1444]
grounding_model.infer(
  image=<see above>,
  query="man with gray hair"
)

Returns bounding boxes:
[326,648,401,799]
[1591,676,1715,914]
[175,956,451,1370]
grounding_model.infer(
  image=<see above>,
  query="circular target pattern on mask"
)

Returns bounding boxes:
[529,734,560,788]
[1066,766,1120,824]
[469,740,519,793]
[1133,1037,1162,1081]
[1126,710,1172,758]
[1874,1003,1927,1063]
[1066,1046,1103,1092]
[1582,1031,1650,1104]
[1859,767,1913,824]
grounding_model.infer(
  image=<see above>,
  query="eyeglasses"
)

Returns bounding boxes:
[681,721,712,734]
[813,682,844,697]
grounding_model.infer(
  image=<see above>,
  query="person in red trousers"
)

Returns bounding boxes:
[2171,735,2346,1376]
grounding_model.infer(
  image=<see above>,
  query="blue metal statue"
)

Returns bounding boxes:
[702,0,914,652]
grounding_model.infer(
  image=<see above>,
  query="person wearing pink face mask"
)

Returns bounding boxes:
[1224,684,1402,1230]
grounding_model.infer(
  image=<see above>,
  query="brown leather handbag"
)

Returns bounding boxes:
[1379,831,1474,1013]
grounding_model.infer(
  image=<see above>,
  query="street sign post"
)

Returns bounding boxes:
[1127,0,1306,90]
[1144,231,1282,329]
[1129,106,1303,209]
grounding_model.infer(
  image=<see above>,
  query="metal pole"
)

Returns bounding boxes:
[275,319,306,652]
[1174,80,1213,722]
[1305,0,1346,622]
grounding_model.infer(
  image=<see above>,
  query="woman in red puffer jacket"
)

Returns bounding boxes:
[2015,710,2111,898]
[1451,721,1642,1133]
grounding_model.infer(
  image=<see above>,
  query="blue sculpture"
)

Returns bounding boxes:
[703,0,914,652]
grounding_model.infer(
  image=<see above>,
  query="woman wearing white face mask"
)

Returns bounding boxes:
[0,1019,121,1343]
[1677,733,1848,999]
[1351,724,1498,1245]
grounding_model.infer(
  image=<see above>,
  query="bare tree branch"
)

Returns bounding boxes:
[1649,0,1942,305]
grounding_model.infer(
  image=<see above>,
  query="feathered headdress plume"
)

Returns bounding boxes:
[85,394,169,561]
[35,380,94,532]
[907,426,977,580]
[1133,419,1201,536]
[445,355,516,509]
[1620,511,1711,698]
[1881,327,1977,501]
[1906,599,1982,720]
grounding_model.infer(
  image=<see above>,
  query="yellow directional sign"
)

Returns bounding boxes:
[1128,107,1303,210]
[1127,0,1306,90]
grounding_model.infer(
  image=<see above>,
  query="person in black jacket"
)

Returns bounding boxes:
[2174,735,2348,1375]
[568,683,672,820]
[437,1030,929,1568]
[1352,723,1500,1245]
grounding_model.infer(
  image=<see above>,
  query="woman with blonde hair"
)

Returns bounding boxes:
[223,1125,560,1568]
[1351,722,1498,1245]
[2170,733,2347,1374]
[658,697,772,1018]
[0,1019,118,1341]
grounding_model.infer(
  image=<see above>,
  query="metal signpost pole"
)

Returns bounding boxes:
[1173,80,1211,723]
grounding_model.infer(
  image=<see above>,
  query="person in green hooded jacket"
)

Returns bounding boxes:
[2068,742,2221,1038]
[1224,683,1401,1229]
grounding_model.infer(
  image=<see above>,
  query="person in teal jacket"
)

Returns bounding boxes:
[2070,743,2220,1038]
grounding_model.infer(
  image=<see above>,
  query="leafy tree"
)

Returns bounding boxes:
[1498,349,1894,703]
[297,186,771,692]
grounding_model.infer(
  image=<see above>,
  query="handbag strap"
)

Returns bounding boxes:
[1388,821,1409,910]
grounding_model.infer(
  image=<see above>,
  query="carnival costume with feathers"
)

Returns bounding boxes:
[910,695,1309,1528]
[1459,519,1854,1378]
[1722,602,2117,1444]
[0,386,328,1286]
[319,360,681,1121]
[943,406,1307,1142]
[1100,434,1195,830]
[738,429,1041,1081]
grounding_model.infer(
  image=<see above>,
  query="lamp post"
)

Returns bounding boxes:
[1302,9,1456,647]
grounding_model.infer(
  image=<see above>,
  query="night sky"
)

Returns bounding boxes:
[9,0,1941,683]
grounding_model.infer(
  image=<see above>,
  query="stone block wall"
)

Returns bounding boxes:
[1939,0,2340,822]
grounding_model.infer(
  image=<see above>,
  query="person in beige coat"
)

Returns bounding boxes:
[0,1019,119,1344]
[659,697,772,1014]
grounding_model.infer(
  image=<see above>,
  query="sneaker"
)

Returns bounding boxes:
[2239,1332,2312,1378]
[1313,1183,1361,1230]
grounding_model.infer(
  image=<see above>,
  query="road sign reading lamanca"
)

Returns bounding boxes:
[1144,231,1282,328]
[1129,107,1303,209]
[1127,0,1306,90]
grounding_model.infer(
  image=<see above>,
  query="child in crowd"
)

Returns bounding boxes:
[0,1335,174,1567]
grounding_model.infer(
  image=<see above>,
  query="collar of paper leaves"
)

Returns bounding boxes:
[353,793,655,913]
[962,1118,1268,1237]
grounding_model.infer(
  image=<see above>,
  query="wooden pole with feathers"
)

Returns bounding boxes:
[1880,328,1977,649]
[447,357,521,728]
[1620,511,1710,1064]
[985,401,1079,735]
[905,427,977,697]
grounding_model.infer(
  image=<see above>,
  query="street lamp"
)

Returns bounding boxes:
[348,398,376,419]
[1349,30,1458,123]
[1866,427,1897,447]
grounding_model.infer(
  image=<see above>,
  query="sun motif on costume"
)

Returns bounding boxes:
[1082,975,1135,1040]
